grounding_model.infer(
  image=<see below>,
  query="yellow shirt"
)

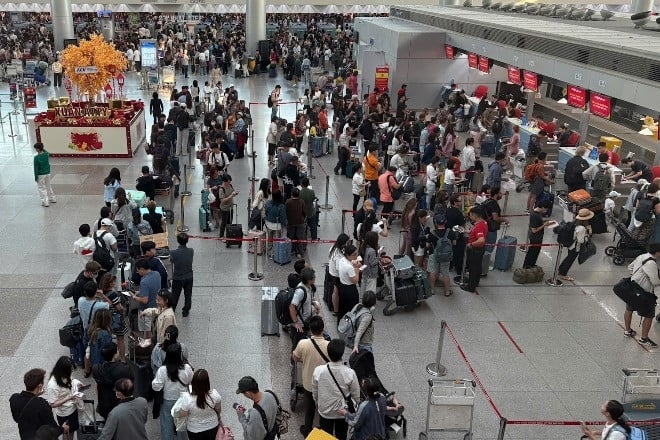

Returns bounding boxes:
[364,153,381,181]
[292,335,329,391]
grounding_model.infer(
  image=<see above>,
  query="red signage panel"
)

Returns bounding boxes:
[508,66,521,84]
[445,45,454,60]
[523,71,538,91]
[590,92,611,119]
[478,56,490,73]
[24,87,37,108]
[468,53,478,69]
[567,84,587,109]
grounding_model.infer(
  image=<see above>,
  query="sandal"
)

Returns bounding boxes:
[444,290,453,297]
[559,275,575,281]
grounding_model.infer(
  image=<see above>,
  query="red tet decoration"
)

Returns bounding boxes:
[104,83,113,98]
[445,45,454,60]
[478,56,490,73]
[107,64,117,75]
[468,53,478,69]
[508,66,521,84]
[567,85,587,109]
[590,92,611,119]
[523,71,538,91]
[115,72,125,87]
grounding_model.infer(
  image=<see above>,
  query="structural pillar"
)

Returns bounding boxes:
[440,0,461,5]
[100,16,115,42]
[246,0,266,56]
[50,0,75,52]
[578,110,591,145]
[525,90,535,120]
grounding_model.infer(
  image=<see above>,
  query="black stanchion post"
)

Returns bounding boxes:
[496,418,508,440]
[341,210,347,234]
[307,139,315,179]
[181,165,192,197]
[426,320,448,376]
[320,175,333,210]
[545,245,564,287]
[248,236,264,281]
[7,110,16,138]
[249,130,258,182]
[188,137,194,169]
[177,194,189,232]
[247,128,256,158]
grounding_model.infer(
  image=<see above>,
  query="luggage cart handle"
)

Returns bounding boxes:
[428,378,477,388]
[622,368,659,376]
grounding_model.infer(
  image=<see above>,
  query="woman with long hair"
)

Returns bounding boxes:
[45,356,80,440]
[399,198,418,257]
[336,243,361,325]
[103,168,121,208]
[328,233,352,315]
[176,369,223,440]
[264,189,287,252]
[359,231,381,295]
[88,309,113,370]
[580,400,631,440]
[339,377,386,440]
[110,187,137,229]
[98,273,128,362]
[442,123,456,160]
[127,207,153,257]
[251,178,271,230]
[152,343,194,440]
[142,290,177,348]
[558,209,593,282]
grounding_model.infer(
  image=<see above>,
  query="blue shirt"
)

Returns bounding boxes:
[138,271,161,310]
[77,297,110,332]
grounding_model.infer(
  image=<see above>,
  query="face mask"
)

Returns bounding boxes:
[370,306,376,312]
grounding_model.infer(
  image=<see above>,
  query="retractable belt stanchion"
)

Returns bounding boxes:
[181,165,192,197]
[502,191,509,216]
[545,244,564,287]
[248,237,264,281]
[320,175,333,210]
[249,130,258,182]
[247,128,256,158]
[307,139,315,179]
[341,209,349,234]
[496,418,508,440]
[177,165,192,232]
[426,320,448,376]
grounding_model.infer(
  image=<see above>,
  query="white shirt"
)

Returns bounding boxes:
[600,423,627,440]
[444,168,455,186]
[152,364,194,400]
[133,50,140,62]
[179,390,221,433]
[337,257,357,285]
[390,154,405,170]
[460,145,476,170]
[328,249,343,277]
[426,164,439,190]
[45,377,82,417]
[73,236,95,267]
[352,172,365,196]
[629,252,660,294]
[312,362,360,419]
[95,229,117,249]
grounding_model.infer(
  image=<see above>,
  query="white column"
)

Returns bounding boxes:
[50,0,75,52]
[100,17,115,42]
[246,0,266,56]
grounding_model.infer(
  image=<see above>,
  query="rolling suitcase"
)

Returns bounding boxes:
[199,206,211,232]
[590,210,608,234]
[261,287,280,336]
[481,251,491,277]
[392,255,415,279]
[273,239,292,265]
[481,133,495,157]
[323,265,334,311]
[125,190,147,208]
[394,277,418,306]
[128,359,153,401]
[248,230,265,255]
[412,266,432,299]
[225,205,243,248]
[345,160,358,179]
[79,399,104,439]
[493,232,517,271]
[170,156,180,176]
[310,136,325,157]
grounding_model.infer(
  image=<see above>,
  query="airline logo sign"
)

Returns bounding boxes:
[523,71,538,91]
[508,66,521,84]
[75,66,99,74]
[567,84,587,109]
[590,93,611,119]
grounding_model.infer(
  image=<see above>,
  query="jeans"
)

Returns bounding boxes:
[287,224,307,256]
[160,399,176,440]
[381,201,394,224]
[334,148,349,175]
[307,216,318,241]
[54,72,63,87]
[171,278,193,313]
[367,180,380,203]
[319,416,348,440]
[37,174,56,205]
[182,65,189,78]
[176,128,189,156]
[271,106,278,119]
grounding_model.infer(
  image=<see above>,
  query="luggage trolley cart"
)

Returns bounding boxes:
[621,368,660,438]
[161,65,175,89]
[419,378,476,440]
[380,255,432,316]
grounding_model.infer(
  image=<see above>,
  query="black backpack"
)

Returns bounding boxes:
[274,286,306,325]
[491,117,504,135]
[93,231,116,272]
[564,157,585,186]
[554,221,576,247]
[527,135,541,156]
[267,94,273,108]
[635,197,658,223]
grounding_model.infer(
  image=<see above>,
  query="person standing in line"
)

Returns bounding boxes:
[378,166,402,224]
[557,209,593,282]
[522,200,555,269]
[10,369,69,439]
[44,357,81,440]
[103,168,121,208]
[175,103,191,156]
[622,243,660,348]
[234,376,279,440]
[293,315,330,437]
[312,339,361,440]
[34,142,56,207]
[149,92,164,125]
[300,177,318,241]
[217,174,238,238]
[338,377,386,440]
[270,85,281,119]
[170,232,194,317]
[460,206,487,293]
[286,187,307,258]
[97,378,149,440]
[51,55,63,88]
[176,369,223,440]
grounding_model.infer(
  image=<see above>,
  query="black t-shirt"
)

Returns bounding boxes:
[632,161,653,181]
[446,206,466,231]
[528,211,544,243]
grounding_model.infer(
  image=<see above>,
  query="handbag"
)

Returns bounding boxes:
[61,281,76,299]
[613,258,659,310]
[326,364,356,413]
[577,238,597,264]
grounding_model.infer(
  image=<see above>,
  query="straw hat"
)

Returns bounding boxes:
[575,208,594,221]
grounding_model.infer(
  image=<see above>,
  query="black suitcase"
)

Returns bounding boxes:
[188,129,196,148]
[79,399,104,439]
[394,278,418,307]
[323,265,334,311]
[170,156,180,175]
[225,205,243,247]
[128,359,153,401]
[590,210,608,234]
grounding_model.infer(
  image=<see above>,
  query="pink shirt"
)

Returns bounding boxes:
[378,172,396,203]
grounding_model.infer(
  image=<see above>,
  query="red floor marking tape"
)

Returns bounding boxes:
[497,321,524,354]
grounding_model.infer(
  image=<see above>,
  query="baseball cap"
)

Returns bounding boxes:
[101,218,113,226]
[433,214,447,225]
[608,191,621,198]
[229,83,235,88]
[236,376,258,394]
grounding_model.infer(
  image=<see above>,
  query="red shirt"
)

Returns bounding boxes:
[468,220,488,247]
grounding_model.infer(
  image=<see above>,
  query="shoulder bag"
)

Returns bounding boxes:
[310,338,330,363]
[326,364,356,413]
[613,257,658,310]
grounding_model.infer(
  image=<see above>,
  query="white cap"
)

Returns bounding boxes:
[101,218,113,226]
[608,191,621,198]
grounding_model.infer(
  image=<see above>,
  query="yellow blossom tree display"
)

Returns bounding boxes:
[60,34,128,100]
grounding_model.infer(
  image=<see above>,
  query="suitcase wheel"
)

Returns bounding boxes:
[383,300,395,316]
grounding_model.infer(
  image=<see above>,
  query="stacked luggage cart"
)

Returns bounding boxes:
[620,368,660,439]
[419,378,477,440]
[380,255,433,316]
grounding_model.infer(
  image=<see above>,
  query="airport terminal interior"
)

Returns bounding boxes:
[0,3,659,440]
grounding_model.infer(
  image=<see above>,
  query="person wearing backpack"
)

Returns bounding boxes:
[563,145,589,192]
[621,244,660,348]
[522,200,555,269]
[427,214,455,297]
[290,268,320,351]
[293,316,330,436]
[557,209,593,282]
[580,400,634,440]
[582,152,614,202]
[632,180,660,231]
[174,103,191,156]
[349,292,377,354]
[235,376,279,440]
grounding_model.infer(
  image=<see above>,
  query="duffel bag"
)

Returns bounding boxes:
[613,277,658,311]
[512,266,545,284]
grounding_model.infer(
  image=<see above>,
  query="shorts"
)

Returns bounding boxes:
[427,253,450,278]
[529,178,545,196]
[268,143,277,156]
[57,410,80,433]
[138,312,153,332]
[626,302,656,319]
[413,246,426,257]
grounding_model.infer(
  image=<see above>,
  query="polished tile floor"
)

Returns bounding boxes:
[0,68,657,440]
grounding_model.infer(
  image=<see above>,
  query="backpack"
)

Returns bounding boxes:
[274,287,306,326]
[337,305,372,347]
[433,229,454,262]
[385,127,398,147]
[609,424,646,440]
[592,165,612,194]
[564,157,586,185]
[527,135,541,156]
[254,390,291,440]
[267,94,273,108]
[93,232,115,272]
[525,162,542,183]
[388,175,403,200]
[59,315,83,348]
[634,197,658,223]
[491,117,504,135]
[175,110,189,130]
[554,221,576,247]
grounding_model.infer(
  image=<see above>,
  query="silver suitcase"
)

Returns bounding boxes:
[392,255,415,279]
[261,287,280,336]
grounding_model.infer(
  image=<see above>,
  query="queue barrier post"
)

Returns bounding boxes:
[545,244,564,287]
[249,130,258,183]
[320,175,333,210]
[307,139,315,179]
[502,191,509,216]
[7,110,16,138]
[496,418,508,440]
[248,128,256,158]
[181,165,192,197]
[248,236,264,281]
[425,320,448,376]
[341,209,348,234]
[177,193,190,232]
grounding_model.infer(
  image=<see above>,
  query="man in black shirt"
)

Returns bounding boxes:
[621,157,653,182]
[135,166,156,201]
[93,342,134,419]
[522,200,555,268]
[10,369,68,439]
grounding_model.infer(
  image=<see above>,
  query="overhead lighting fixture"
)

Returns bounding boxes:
[600,9,614,20]
[631,10,651,28]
